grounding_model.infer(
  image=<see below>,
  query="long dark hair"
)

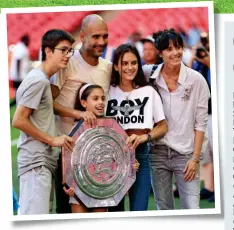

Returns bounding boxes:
[74,83,103,111]
[110,43,149,88]
[153,28,184,52]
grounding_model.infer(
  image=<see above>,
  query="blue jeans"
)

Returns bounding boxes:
[128,143,151,211]
[108,143,151,212]
[149,145,200,210]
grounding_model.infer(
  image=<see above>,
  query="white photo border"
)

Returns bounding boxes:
[0,1,220,222]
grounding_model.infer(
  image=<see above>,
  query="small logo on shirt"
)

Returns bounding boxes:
[111,103,142,116]
[181,84,193,101]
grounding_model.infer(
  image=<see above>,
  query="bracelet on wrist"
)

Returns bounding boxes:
[191,156,200,163]
[146,133,153,143]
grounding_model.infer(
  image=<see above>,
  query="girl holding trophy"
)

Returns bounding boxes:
[63,83,140,213]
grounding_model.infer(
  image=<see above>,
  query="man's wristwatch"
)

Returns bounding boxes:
[146,133,153,143]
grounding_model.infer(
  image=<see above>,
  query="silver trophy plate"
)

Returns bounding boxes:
[62,118,136,208]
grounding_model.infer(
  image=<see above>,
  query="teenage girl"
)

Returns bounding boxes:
[106,43,168,211]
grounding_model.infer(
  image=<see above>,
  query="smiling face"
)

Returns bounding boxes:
[160,40,183,67]
[81,88,105,117]
[114,51,138,84]
[81,21,108,58]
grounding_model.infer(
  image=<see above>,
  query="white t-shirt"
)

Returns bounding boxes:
[54,50,112,134]
[10,41,30,81]
[106,85,165,130]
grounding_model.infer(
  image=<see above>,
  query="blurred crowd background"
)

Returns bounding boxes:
[7,7,209,99]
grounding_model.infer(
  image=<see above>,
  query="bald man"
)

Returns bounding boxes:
[51,14,112,213]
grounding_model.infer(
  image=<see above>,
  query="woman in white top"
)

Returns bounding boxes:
[106,43,167,211]
[143,28,210,209]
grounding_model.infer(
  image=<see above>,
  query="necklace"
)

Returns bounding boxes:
[162,70,179,86]
[126,90,134,104]
[118,86,134,105]
[167,78,178,85]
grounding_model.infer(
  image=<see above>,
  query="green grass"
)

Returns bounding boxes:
[10,105,215,213]
[0,0,234,13]
[125,194,215,210]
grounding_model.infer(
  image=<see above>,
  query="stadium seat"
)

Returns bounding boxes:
[7,11,95,59]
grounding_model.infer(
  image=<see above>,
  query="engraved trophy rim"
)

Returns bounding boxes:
[62,118,136,208]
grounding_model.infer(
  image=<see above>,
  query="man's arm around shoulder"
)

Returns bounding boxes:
[50,84,97,127]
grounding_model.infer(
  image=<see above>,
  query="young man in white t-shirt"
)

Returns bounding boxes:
[50,14,112,213]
